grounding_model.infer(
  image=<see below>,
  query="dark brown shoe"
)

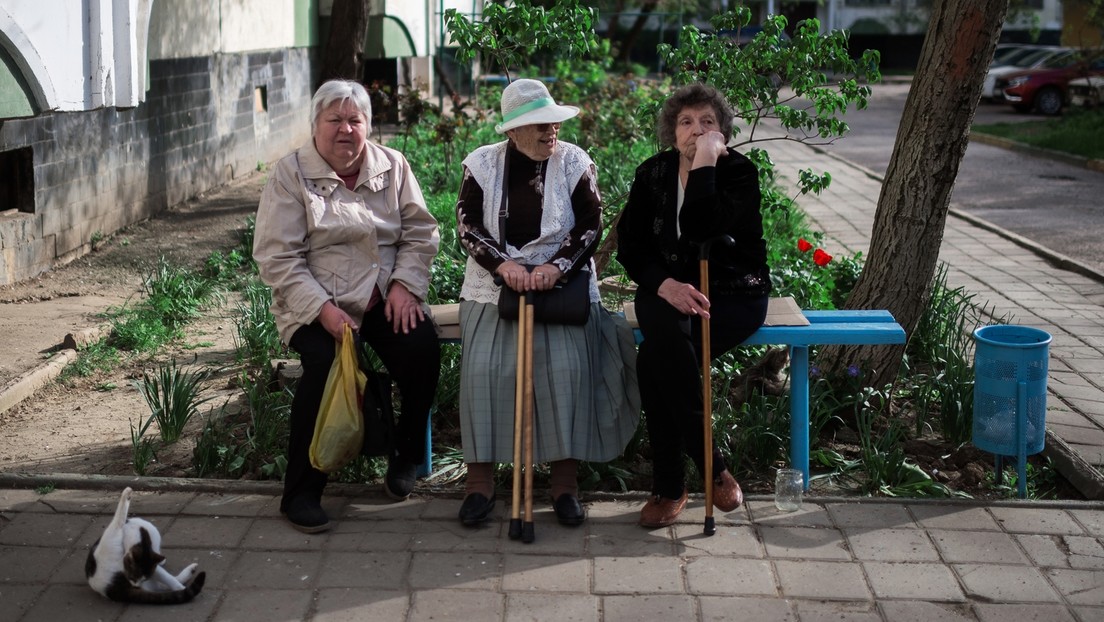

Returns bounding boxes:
[713,470,744,512]
[639,490,688,528]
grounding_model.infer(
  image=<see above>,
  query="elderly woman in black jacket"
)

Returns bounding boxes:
[616,83,771,528]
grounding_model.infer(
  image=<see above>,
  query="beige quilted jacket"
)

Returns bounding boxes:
[253,138,439,344]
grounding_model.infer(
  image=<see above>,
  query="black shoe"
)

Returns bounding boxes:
[553,493,586,526]
[458,492,496,526]
[384,456,418,501]
[282,496,330,534]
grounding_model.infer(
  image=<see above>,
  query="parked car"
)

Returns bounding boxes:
[990,44,1050,68]
[1068,76,1104,108]
[982,47,1072,101]
[997,52,1104,115]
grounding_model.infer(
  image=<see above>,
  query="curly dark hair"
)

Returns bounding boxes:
[656,83,735,149]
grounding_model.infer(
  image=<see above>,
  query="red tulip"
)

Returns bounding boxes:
[813,248,832,266]
[797,238,813,252]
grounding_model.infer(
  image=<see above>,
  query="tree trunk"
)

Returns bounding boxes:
[321,0,371,82]
[617,1,659,65]
[820,0,1009,388]
[605,0,625,60]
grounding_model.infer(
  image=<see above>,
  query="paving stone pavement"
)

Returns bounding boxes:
[2,125,1104,621]
[0,483,1102,622]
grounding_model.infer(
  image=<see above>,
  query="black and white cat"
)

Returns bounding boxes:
[85,487,205,604]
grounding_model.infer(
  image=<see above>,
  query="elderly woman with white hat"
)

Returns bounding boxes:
[454,79,640,527]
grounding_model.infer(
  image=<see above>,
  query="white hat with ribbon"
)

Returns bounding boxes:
[494,79,580,134]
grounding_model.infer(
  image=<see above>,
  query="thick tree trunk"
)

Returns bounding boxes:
[605,1,625,59]
[617,1,658,65]
[821,0,1009,388]
[322,0,371,82]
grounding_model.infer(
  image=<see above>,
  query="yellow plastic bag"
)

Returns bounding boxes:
[309,324,365,473]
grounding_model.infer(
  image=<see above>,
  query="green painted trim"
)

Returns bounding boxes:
[0,47,35,119]
[364,14,417,59]
[294,0,319,47]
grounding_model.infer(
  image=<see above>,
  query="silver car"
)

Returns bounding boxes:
[1068,75,1104,108]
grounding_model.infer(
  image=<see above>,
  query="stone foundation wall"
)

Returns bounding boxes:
[0,47,316,286]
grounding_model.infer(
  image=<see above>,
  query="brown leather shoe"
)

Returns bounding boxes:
[713,470,744,512]
[639,490,688,528]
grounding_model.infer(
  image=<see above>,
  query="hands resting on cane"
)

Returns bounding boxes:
[495,261,564,293]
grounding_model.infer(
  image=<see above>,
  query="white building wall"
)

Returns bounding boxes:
[146,0,221,59]
[2,0,301,114]
[381,0,428,56]
[0,0,154,111]
[822,0,1063,35]
[220,0,298,53]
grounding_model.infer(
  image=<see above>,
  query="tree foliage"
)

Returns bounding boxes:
[445,0,605,82]
[658,7,880,197]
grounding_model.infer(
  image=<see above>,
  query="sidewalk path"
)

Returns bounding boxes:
[1,480,1102,621]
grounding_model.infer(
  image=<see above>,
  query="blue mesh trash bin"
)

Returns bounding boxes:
[972,324,1051,498]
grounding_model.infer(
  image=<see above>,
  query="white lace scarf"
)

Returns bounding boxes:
[459,140,600,304]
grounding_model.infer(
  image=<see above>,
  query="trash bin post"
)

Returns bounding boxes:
[972,325,1052,499]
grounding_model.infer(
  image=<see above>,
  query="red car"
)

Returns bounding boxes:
[996,52,1104,115]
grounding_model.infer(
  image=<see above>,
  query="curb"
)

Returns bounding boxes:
[969,131,1104,174]
[0,324,107,418]
[0,349,76,417]
[807,141,1104,287]
[4,471,1104,510]
[949,209,1104,286]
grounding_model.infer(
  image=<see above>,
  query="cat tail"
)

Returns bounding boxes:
[107,571,206,604]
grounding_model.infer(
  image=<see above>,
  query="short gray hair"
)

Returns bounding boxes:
[310,80,373,135]
[656,83,735,149]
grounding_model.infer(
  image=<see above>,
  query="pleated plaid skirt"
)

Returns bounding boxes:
[458,301,641,464]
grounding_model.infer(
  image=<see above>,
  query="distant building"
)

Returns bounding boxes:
[0,0,461,286]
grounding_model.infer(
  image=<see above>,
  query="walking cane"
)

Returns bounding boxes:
[508,294,528,541]
[521,302,536,543]
[508,295,537,543]
[699,235,734,537]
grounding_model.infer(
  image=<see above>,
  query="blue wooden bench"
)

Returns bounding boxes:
[634,309,906,490]
[424,304,906,490]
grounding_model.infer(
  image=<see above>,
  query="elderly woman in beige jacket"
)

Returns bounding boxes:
[254,79,440,534]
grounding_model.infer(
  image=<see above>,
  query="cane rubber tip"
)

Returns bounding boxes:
[508,519,522,540]
[521,522,535,544]
[704,517,716,536]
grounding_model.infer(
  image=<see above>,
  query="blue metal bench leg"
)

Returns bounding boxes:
[418,414,433,478]
[789,345,810,491]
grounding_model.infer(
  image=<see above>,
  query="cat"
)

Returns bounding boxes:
[85,487,205,604]
[727,346,790,405]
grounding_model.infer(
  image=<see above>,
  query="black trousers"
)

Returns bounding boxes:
[281,302,440,511]
[634,289,769,499]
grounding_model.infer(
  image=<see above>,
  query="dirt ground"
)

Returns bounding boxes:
[0,171,1086,501]
[0,173,267,478]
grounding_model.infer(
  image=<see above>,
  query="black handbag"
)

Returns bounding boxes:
[494,150,590,326]
[497,266,591,325]
[354,338,395,457]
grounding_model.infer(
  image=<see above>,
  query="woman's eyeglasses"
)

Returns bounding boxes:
[533,122,561,132]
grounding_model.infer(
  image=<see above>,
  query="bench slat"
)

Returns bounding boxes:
[742,322,906,346]
[803,310,896,323]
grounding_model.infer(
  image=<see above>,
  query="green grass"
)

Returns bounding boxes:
[972,108,1104,160]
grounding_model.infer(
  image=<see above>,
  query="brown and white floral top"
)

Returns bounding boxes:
[456,140,602,304]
